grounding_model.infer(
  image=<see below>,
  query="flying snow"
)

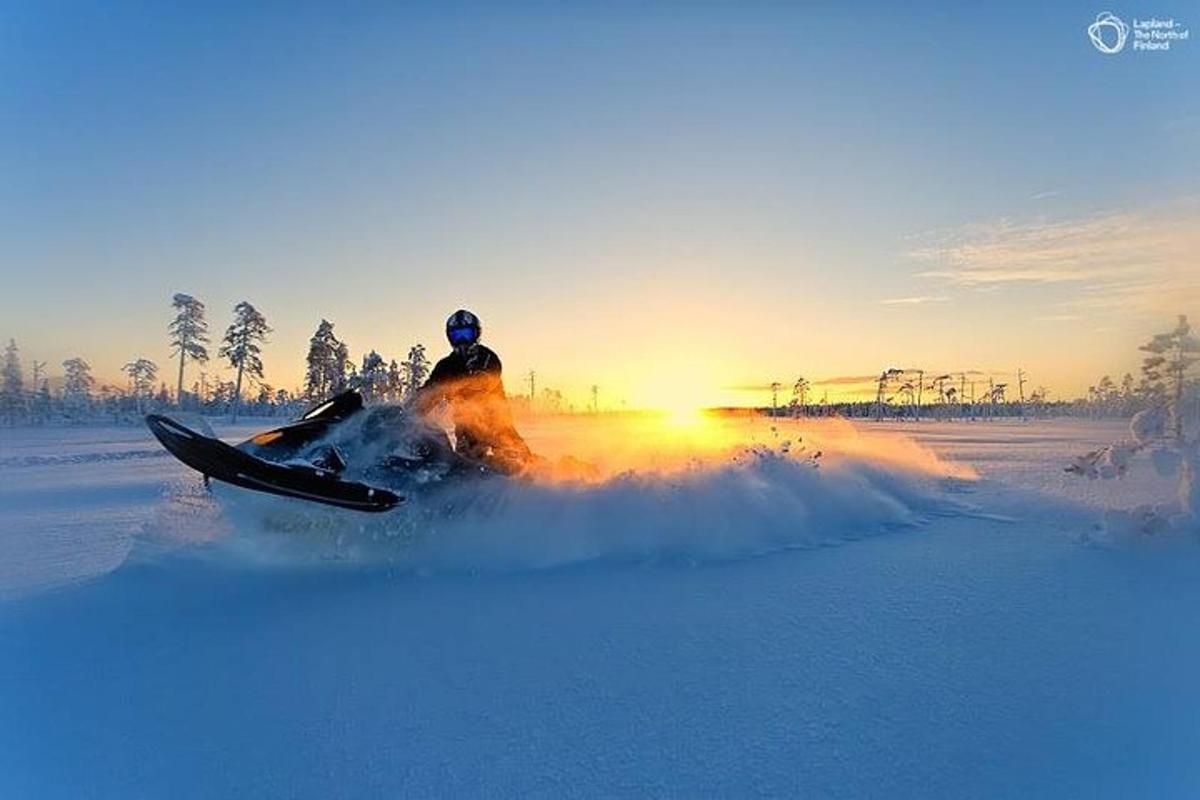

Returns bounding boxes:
[169,414,975,572]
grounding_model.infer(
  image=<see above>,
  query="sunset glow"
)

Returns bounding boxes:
[3,5,1198,794]
[2,3,1195,406]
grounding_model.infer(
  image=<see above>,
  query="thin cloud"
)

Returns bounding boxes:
[1028,189,1063,201]
[880,295,950,306]
[812,375,881,386]
[723,383,781,392]
[908,204,1200,315]
[727,375,881,391]
[730,371,1006,393]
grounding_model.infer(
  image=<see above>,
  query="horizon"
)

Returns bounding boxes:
[3,313,1179,409]
[3,1,1196,409]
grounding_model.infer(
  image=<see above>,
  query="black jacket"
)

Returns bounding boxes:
[425,344,503,389]
[418,344,530,469]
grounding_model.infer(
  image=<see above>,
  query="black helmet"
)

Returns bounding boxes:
[446,309,481,347]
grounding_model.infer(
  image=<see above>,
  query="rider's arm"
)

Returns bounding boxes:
[412,359,450,415]
[477,348,504,392]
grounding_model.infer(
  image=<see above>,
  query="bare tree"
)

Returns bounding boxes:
[790,377,809,417]
[874,368,905,420]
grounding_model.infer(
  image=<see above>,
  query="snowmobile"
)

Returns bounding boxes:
[146,390,496,512]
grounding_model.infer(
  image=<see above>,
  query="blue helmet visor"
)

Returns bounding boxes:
[448,326,478,345]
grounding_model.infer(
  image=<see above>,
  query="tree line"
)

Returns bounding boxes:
[0,293,432,425]
[755,315,1198,423]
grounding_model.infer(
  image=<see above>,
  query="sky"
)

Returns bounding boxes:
[2,0,1196,409]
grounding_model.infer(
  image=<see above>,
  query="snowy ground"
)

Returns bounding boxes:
[1,417,1197,798]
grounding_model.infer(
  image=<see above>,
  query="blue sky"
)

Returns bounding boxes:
[2,1,1196,405]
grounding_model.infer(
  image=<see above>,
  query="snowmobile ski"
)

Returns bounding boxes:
[146,414,403,512]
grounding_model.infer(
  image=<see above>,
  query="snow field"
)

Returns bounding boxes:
[1,417,1197,797]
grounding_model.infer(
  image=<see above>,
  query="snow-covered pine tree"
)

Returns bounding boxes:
[211,379,237,412]
[304,320,332,400]
[1067,315,1200,535]
[168,293,209,406]
[1120,373,1136,415]
[32,381,52,424]
[359,350,387,402]
[254,383,273,414]
[303,319,349,401]
[121,358,158,415]
[1,339,26,425]
[1140,315,1200,442]
[386,359,403,402]
[218,301,271,420]
[401,344,429,399]
[336,342,353,393]
[61,357,94,421]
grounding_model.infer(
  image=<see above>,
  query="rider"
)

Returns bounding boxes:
[414,309,532,474]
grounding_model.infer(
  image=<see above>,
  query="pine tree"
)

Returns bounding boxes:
[1141,314,1200,442]
[336,341,352,392]
[218,301,271,420]
[401,344,429,398]
[359,350,388,402]
[168,293,209,406]
[121,358,158,415]
[211,379,237,411]
[254,383,274,412]
[1068,315,1200,533]
[1,339,26,425]
[386,359,403,401]
[303,320,332,401]
[303,319,348,401]
[62,357,94,420]
[32,381,52,424]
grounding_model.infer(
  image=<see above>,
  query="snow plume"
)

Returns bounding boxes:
[190,414,973,572]
[519,412,975,484]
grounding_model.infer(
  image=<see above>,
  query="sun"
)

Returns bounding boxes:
[659,401,708,430]
[657,398,710,431]
[635,368,725,432]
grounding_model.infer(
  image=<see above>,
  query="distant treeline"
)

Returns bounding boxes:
[747,396,1200,422]
[0,293,435,426]
[3,307,1196,428]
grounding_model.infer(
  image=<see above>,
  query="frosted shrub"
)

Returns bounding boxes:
[1067,316,1199,536]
